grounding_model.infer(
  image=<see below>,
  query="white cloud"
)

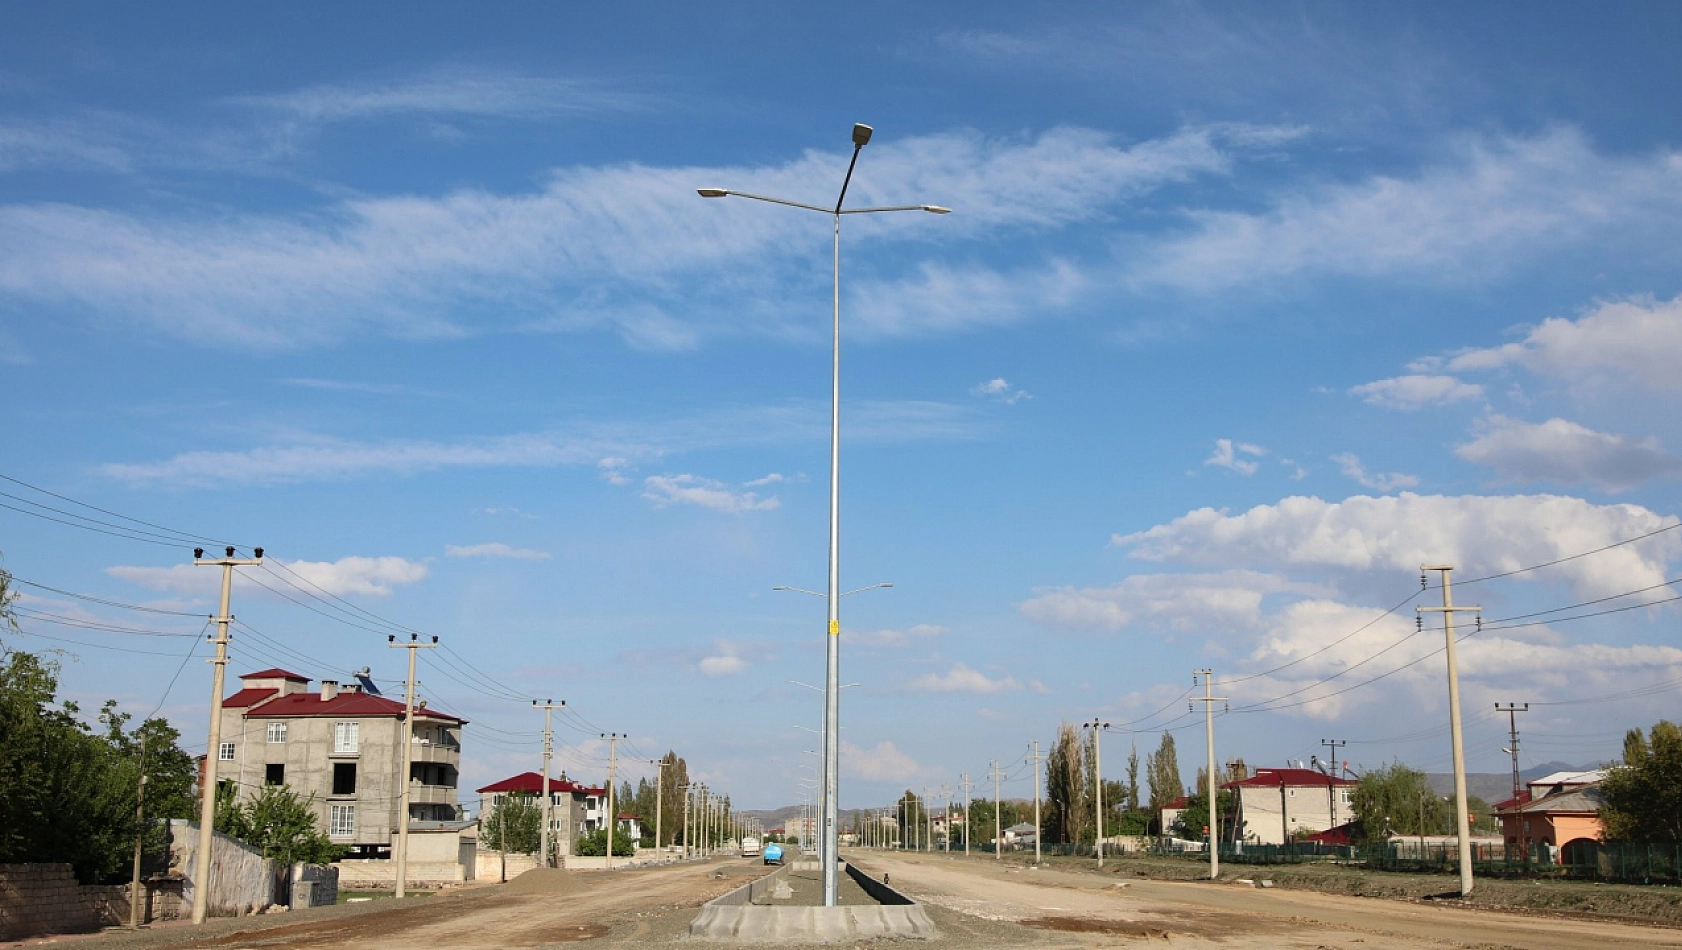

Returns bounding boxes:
[969,378,1032,405]
[1448,294,1682,393]
[0,124,1288,350]
[743,472,792,488]
[472,506,536,519]
[907,662,1019,694]
[1137,127,1682,291]
[699,655,745,676]
[281,377,428,396]
[1018,570,1316,634]
[230,69,653,124]
[1348,374,1484,410]
[642,474,779,513]
[1330,453,1420,492]
[596,457,631,485]
[98,399,982,488]
[444,542,551,560]
[1115,493,1681,600]
[842,740,934,782]
[1456,416,1682,493]
[848,623,950,648]
[107,555,428,598]
[1204,438,1266,476]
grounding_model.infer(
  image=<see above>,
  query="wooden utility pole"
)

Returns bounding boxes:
[389,633,438,899]
[190,546,262,925]
[1084,719,1109,867]
[1026,741,1046,865]
[1193,671,1226,880]
[1419,566,1482,898]
[988,760,1004,860]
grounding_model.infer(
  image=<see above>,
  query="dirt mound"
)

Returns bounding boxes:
[504,867,593,895]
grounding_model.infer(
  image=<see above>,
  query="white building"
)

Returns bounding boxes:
[1225,768,1357,845]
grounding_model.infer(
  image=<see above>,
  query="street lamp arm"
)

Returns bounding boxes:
[697,189,832,214]
[839,205,952,215]
[841,582,893,597]
[773,585,825,597]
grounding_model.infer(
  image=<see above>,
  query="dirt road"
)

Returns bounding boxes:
[853,850,1682,949]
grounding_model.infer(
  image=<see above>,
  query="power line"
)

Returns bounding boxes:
[5,575,207,616]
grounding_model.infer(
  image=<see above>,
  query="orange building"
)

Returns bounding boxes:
[1495,769,1607,863]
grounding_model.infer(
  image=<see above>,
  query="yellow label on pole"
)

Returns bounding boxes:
[829,620,840,635]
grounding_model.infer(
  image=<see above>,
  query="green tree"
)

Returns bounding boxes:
[1125,740,1141,812]
[893,790,926,848]
[1045,722,1087,844]
[1349,762,1453,842]
[481,793,542,853]
[574,827,633,856]
[0,643,200,882]
[1171,788,1236,841]
[1146,733,1182,820]
[1601,720,1682,843]
[215,783,342,863]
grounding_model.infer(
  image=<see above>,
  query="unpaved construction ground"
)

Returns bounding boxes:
[17,851,1682,950]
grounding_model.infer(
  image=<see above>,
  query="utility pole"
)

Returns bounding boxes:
[1026,741,1045,866]
[1193,671,1227,880]
[651,759,668,855]
[129,734,148,929]
[988,760,1004,861]
[1496,703,1529,802]
[1419,565,1482,899]
[1084,719,1109,867]
[681,784,692,858]
[533,701,565,868]
[602,734,623,870]
[390,633,438,899]
[1320,738,1347,832]
[190,545,261,925]
[959,773,974,856]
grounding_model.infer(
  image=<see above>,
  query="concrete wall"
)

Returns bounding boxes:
[335,829,474,888]
[167,819,283,918]
[291,864,339,909]
[0,864,133,940]
[474,850,540,882]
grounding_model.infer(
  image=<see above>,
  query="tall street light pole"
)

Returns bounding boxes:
[701,123,949,907]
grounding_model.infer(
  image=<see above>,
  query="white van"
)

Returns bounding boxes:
[740,835,762,857]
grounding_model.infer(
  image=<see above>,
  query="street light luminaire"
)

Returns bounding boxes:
[920,206,951,214]
[697,188,730,198]
[852,124,873,146]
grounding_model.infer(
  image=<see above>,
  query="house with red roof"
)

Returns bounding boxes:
[1223,768,1358,845]
[211,668,467,855]
[1494,769,1609,863]
[475,771,607,858]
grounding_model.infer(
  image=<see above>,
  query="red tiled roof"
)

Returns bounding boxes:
[237,690,464,723]
[1224,768,1357,790]
[240,668,309,682]
[1306,821,1358,846]
[617,812,639,820]
[223,687,278,708]
[475,771,604,795]
[1493,790,1533,812]
[1163,795,1192,810]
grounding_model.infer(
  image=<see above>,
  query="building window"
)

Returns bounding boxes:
[329,804,355,838]
[265,763,285,786]
[333,762,357,795]
[266,722,288,743]
[218,742,235,761]
[333,721,359,754]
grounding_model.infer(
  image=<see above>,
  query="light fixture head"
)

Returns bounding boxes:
[253,547,263,559]
[920,205,951,214]
[697,188,730,198]
[225,546,235,557]
[193,547,204,559]
[852,123,873,146]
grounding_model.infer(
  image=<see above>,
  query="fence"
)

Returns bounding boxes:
[1150,840,1682,885]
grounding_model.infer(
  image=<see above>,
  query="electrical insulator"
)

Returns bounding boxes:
[1416,616,1423,632]
[1476,616,1483,632]
[1420,572,1428,589]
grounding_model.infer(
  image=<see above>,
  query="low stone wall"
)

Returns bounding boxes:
[0,864,130,940]
[474,850,540,882]
[335,858,467,889]
[291,864,338,909]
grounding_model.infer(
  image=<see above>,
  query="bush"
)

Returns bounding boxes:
[574,827,634,857]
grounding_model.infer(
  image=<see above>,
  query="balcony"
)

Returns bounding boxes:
[408,738,462,764]
[406,782,458,806]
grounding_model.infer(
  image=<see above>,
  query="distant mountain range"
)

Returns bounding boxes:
[1425,761,1603,803]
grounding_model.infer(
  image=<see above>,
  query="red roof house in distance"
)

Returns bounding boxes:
[1224,768,1357,845]
[475,772,608,858]
[211,668,467,854]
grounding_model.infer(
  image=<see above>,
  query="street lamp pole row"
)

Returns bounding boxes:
[701,123,948,907]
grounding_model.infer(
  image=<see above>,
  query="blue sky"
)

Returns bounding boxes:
[5,2,1682,810]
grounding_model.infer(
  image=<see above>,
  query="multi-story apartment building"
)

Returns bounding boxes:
[1225,767,1357,845]
[213,668,466,856]
[476,772,606,857]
